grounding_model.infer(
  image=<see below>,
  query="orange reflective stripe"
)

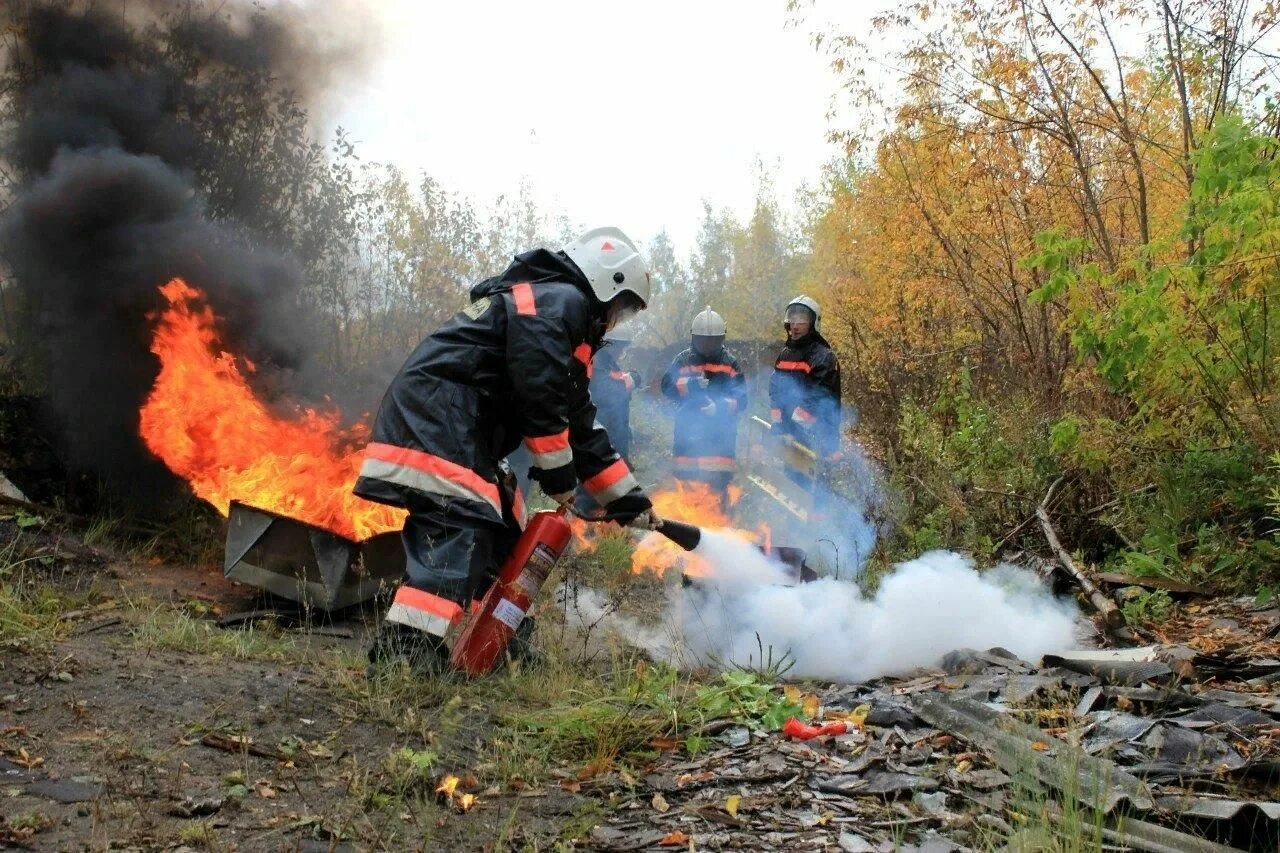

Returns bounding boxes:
[776,360,812,373]
[770,407,782,421]
[574,342,593,378]
[585,459,639,504]
[680,363,737,376]
[386,586,464,636]
[393,586,463,621]
[584,459,629,492]
[609,370,635,392]
[674,455,736,467]
[512,282,536,316]
[362,442,501,512]
[524,430,569,453]
[675,376,690,396]
[512,487,527,530]
[793,406,817,425]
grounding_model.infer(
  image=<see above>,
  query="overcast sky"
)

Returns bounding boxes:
[333,0,880,252]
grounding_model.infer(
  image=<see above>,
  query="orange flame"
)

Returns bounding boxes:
[435,775,460,797]
[457,793,477,811]
[630,480,767,578]
[138,279,406,541]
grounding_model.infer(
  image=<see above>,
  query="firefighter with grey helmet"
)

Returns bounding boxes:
[769,296,843,491]
[660,307,748,502]
[354,227,656,675]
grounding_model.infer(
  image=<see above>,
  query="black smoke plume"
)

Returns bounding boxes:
[0,1,373,502]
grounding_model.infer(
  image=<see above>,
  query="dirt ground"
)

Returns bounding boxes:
[0,517,614,851]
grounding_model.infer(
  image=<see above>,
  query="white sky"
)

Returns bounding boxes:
[332,0,880,253]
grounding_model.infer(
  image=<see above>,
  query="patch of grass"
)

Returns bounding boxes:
[130,606,298,661]
[177,822,219,848]
[1,812,53,843]
[1118,589,1174,626]
[0,537,96,651]
[494,658,698,782]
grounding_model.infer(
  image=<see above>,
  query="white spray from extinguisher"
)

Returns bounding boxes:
[567,531,1079,682]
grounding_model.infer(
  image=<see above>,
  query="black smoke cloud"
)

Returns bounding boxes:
[0,1,373,497]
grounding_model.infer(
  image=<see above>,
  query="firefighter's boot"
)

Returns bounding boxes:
[366,622,452,679]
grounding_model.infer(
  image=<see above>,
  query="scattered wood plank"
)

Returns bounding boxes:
[199,732,295,763]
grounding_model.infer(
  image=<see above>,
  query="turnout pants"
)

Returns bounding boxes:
[383,471,524,639]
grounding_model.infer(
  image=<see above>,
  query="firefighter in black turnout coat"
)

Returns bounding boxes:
[769,296,843,495]
[661,307,748,502]
[354,227,656,673]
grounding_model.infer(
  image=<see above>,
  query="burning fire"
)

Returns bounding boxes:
[630,480,766,578]
[138,279,406,540]
[435,774,477,812]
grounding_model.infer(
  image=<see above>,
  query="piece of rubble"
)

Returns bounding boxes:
[1042,650,1173,686]
[912,692,1154,812]
[26,778,101,803]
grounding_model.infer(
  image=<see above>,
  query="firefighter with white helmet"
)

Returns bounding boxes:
[356,227,655,674]
[770,295,843,491]
[660,306,748,502]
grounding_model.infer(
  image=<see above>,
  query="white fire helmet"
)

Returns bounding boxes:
[690,306,726,337]
[784,295,821,332]
[562,227,651,308]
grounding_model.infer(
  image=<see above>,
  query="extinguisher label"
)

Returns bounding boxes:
[492,598,526,631]
[517,544,557,596]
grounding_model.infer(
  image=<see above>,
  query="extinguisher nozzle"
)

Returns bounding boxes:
[656,518,701,552]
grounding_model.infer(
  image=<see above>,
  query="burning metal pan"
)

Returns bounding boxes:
[223,500,404,611]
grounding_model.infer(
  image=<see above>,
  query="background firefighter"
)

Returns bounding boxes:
[354,227,656,674]
[575,329,642,513]
[660,307,748,504]
[769,296,843,506]
[589,330,641,461]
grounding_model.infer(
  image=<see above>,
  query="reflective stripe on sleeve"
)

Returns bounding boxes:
[776,360,812,373]
[675,376,690,396]
[770,407,782,422]
[792,406,817,426]
[524,430,572,469]
[359,443,501,517]
[609,370,635,392]
[583,459,639,505]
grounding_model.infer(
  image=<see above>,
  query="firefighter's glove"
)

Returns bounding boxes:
[631,510,662,530]
[699,400,717,416]
[604,490,653,527]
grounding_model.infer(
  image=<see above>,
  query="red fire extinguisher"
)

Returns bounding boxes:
[450,508,573,676]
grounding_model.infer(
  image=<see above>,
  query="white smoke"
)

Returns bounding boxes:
[566,532,1080,683]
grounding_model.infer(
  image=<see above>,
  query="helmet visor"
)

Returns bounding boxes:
[692,334,724,357]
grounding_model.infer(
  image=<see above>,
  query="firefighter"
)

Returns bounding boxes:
[660,307,748,503]
[590,330,641,461]
[769,296,843,498]
[355,227,657,674]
